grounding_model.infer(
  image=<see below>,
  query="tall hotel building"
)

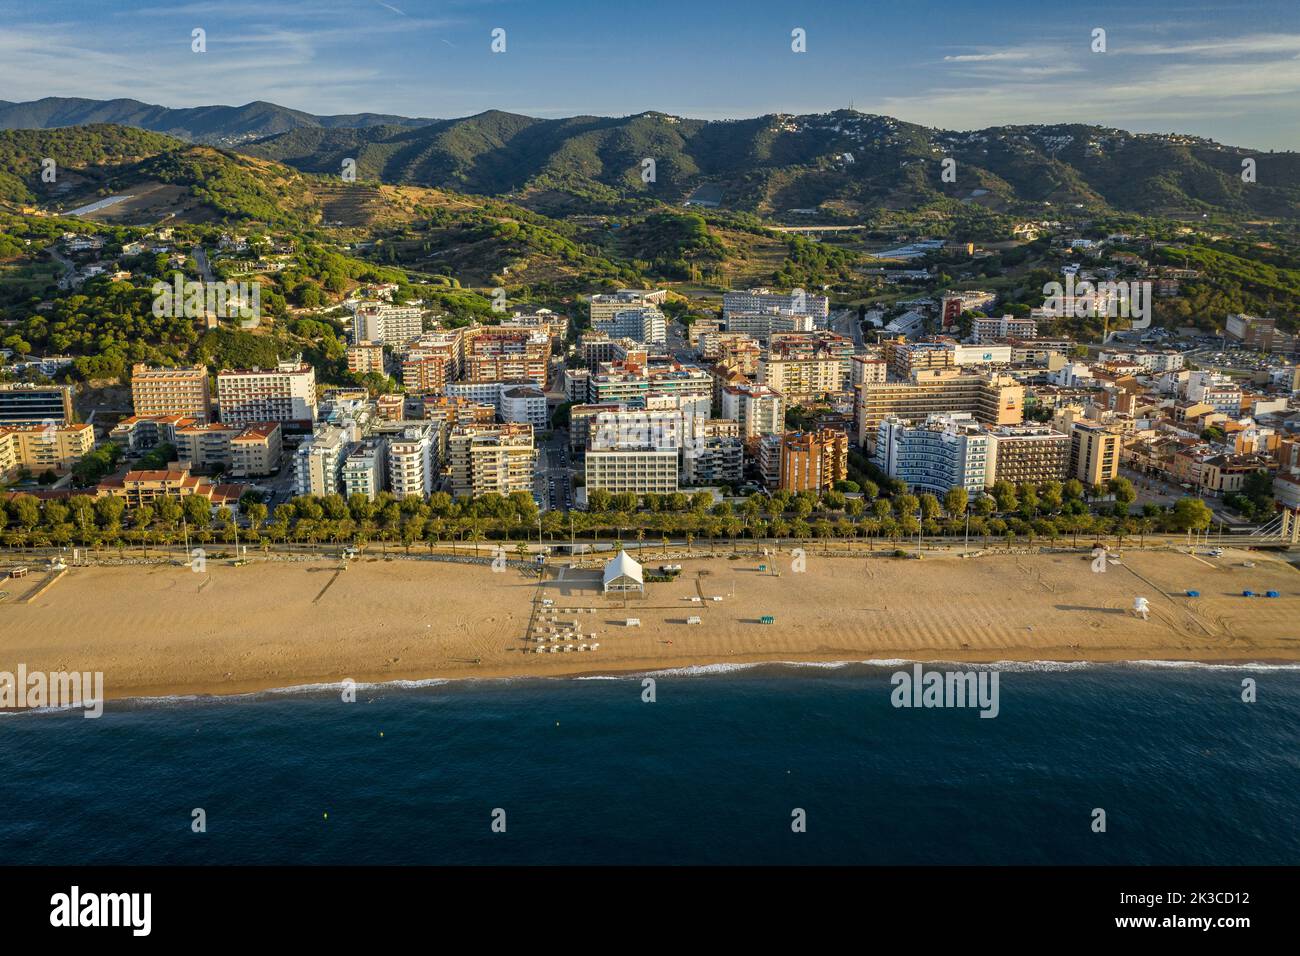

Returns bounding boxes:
[216,361,317,429]
[131,364,212,422]
[854,369,1024,449]
[986,425,1071,485]
[874,414,991,494]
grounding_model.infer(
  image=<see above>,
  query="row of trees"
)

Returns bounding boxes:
[0,488,1216,552]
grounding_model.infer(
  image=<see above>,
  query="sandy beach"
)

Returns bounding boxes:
[2,546,1299,702]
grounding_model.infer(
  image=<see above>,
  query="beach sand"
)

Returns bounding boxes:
[2,547,1299,702]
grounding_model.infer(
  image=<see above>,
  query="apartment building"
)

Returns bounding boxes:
[173,420,283,477]
[341,439,387,500]
[874,414,991,494]
[465,329,550,386]
[216,361,317,428]
[564,368,591,403]
[778,429,848,492]
[723,288,830,323]
[986,425,1071,485]
[293,424,355,497]
[584,448,680,495]
[387,423,437,499]
[579,332,649,369]
[854,369,1025,448]
[851,355,889,387]
[972,314,1037,343]
[719,382,784,440]
[568,404,625,451]
[682,432,744,485]
[1185,371,1243,416]
[589,289,668,326]
[346,342,386,375]
[0,383,75,426]
[109,414,195,453]
[725,311,815,343]
[351,302,424,346]
[447,423,535,498]
[1064,420,1122,486]
[593,307,667,346]
[0,422,95,479]
[401,331,464,395]
[131,364,211,422]
[758,332,855,401]
[587,408,691,453]
[587,361,712,409]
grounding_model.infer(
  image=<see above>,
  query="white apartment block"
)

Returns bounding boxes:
[499,385,549,429]
[972,315,1037,343]
[589,290,668,326]
[720,383,784,439]
[387,424,437,499]
[1185,371,1243,416]
[342,439,387,500]
[352,303,425,347]
[588,408,691,452]
[584,448,679,495]
[217,361,317,428]
[723,288,829,322]
[1098,349,1185,373]
[592,307,667,346]
[293,424,355,497]
[874,413,992,494]
[724,311,815,343]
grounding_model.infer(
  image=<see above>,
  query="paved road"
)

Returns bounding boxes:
[830,308,864,348]
[534,430,574,511]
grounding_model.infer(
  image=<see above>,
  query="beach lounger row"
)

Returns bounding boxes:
[533,643,600,653]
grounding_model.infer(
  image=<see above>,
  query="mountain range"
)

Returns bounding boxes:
[1,97,1298,220]
[0,97,436,147]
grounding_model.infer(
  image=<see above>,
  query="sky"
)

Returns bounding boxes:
[2,0,1299,149]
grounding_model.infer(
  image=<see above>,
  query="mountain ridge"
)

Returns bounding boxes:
[1,98,1298,220]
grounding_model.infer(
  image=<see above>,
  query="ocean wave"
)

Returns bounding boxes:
[11,657,1299,714]
[1125,660,1300,672]
[110,677,454,709]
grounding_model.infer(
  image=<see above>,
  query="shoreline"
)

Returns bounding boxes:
[5,654,1300,716]
[72,650,1300,705]
[5,547,1300,708]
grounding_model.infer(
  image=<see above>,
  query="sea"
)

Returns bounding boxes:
[2,662,1298,865]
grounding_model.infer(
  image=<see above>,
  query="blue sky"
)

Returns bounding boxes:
[3,0,1299,148]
